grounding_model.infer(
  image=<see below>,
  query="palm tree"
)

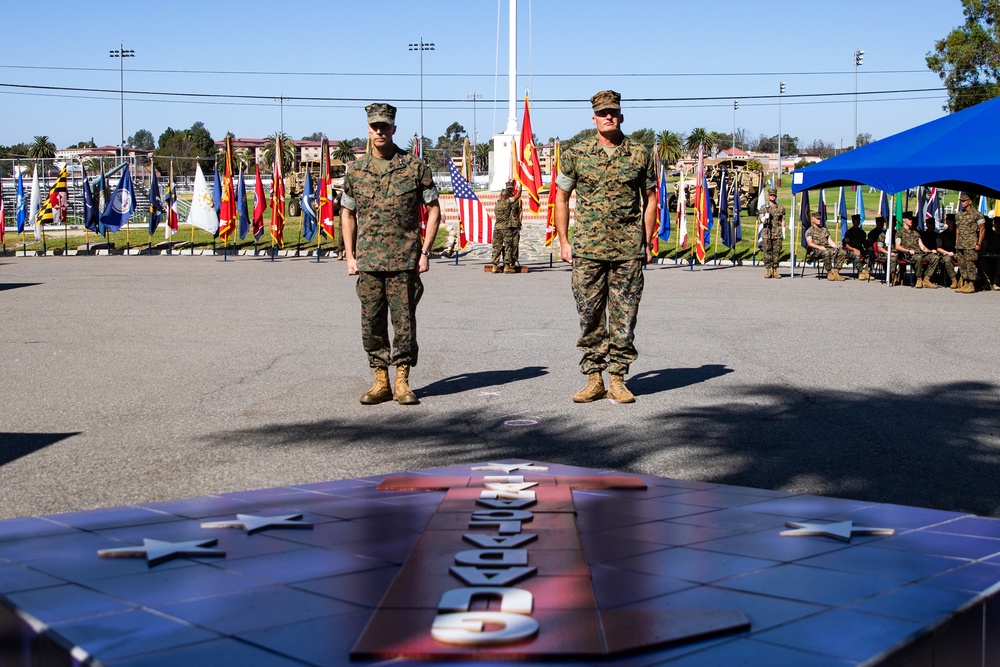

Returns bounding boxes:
[261,132,295,172]
[27,135,56,160]
[685,128,708,153]
[332,139,357,164]
[475,143,490,172]
[706,131,724,156]
[656,131,683,166]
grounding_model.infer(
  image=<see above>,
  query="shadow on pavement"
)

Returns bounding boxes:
[416,366,549,398]
[0,283,41,292]
[629,365,734,396]
[204,380,1000,517]
[0,432,79,466]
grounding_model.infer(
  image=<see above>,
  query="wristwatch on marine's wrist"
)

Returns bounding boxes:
[421,249,430,257]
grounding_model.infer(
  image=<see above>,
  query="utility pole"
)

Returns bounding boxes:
[468,92,482,180]
[777,82,785,186]
[732,100,739,156]
[109,43,135,161]
[854,49,864,150]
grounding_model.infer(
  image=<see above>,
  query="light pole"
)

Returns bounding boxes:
[109,43,135,161]
[468,92,482,180]
[732,100,739,156]
[854,49,864,149]
[777,82,785,186]
[408,36,435,156]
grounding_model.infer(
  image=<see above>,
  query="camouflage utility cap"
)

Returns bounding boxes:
[959,192,972,202]
[768,188,777,196]
[366,103,396,125]
[590,90,621,112]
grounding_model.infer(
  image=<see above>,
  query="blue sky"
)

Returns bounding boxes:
[0,0,965,151]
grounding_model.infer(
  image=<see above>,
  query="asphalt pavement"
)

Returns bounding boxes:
[2,253,1000,520]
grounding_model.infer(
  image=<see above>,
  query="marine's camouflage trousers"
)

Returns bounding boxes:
[356,270,424,368]
[956,249,978,282]
[891,252,940,281]
[939,254,957,279]
[761,233,782,269]
[813,247,846,271]
[491,227,520,267]
[571,256,644,376]
[845,249,870,274]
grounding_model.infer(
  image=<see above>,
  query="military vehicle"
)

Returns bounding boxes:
[285,161,346,217]
[668,157,763,217]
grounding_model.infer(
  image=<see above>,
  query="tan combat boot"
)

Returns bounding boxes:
[764,267,772,279]
[503,266,516,274]
[914,274,924,288]
[832,269,846,281]
[360,367,393,405]
[492,264,502,274]
[772,268,781,279]
[960,280,976,294]
[572,373,606,403]
[607,374,635,404]
[949,275,958,289]
[393,366,419,405]
[953,277,963,291]
[923,277,938,289]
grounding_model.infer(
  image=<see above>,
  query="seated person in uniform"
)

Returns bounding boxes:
[894,211,940,288]
[936,213,958,289]
[842,213,870,280]
[804,211,847,281]
[868,216,888,268]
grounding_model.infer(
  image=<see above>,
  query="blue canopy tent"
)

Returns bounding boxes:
[790,97,1000,284]
[792,97,1000,198]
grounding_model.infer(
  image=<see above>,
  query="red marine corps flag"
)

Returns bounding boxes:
[544,141,560,246]
[270,134,286,248]
[217,136,237,242]
[693,144,708,263]
[318,137,336,241]
[516,94,543,214]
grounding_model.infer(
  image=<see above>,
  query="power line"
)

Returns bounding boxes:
[0,81,953,104]
[0,64,930,78]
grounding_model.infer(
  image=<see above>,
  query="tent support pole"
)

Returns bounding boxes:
[790,191,796,278]
[886,194,894,286]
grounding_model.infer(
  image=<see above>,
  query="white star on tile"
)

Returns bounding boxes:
[780,521,895,542]
[200,513,313,534]
[98,538,225,565]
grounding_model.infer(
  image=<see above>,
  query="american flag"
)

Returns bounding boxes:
[446,156,492,247]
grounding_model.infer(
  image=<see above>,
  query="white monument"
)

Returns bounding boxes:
[489,0,519,192]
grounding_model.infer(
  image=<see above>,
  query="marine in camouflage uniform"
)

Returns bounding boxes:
[894,212,939,288]
[842,214,870,279]
[954,192,986,293]
[341,103,441,404]
[554,90,658,404]
[491,182,521,272]
[804,212,846,280]
[758,189,785,278]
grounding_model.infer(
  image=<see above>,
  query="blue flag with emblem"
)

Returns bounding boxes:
[300,170,317,242]
[15,170,26,234]
[237,169,251,240]
[99,164,136,232]
[212,166,222,218]
[81,165,100,232]
[656,163,670,243]
[703,175,713,247]
[719,171,734,249]
[148,171,164,235]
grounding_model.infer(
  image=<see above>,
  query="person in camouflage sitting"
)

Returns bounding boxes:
[894,211,940,289]
[842,214,871,280]
[804,210,847,281]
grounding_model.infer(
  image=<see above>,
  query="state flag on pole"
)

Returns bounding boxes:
[99,164,137,233]
[270,135,286,248]
[719,170,733,249]
[301,170,318,242]
[0,175,4,243]
[878,190,890,220]
[838,186,848,232]
[693,145,707,262]
[657,161,671,246]
[212,166,222,220]
[252,165,266,241]
[147,170,164,235]
[516,95,543,214]
[237,169,251,240]
[164,163,179,240]
[544,141,560,247]
[319,137,336,241]
[733,177,743,242]
[36,168,68,231]
[15,170,26,234]
[186,163,219,233]
[81,165,100,233]
[677,173,688,249]
[799,189,811,249]
[28,166,41,240]
[854,185,866,224]
[218,137,237,241]
[447,155,492,248]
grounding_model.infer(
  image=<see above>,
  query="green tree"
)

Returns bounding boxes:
[685,127,708,152]
[128,129,155,151]
[332,138,357,164]
[27,135,56,159]
[155,122,216,175]
[302,131,326,142]
[656,130,683,165]
[561,127,596,152]
[261,132,296,172]
[927,0,1000,112]
[475,141,491,172]
[628,128,655,153]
